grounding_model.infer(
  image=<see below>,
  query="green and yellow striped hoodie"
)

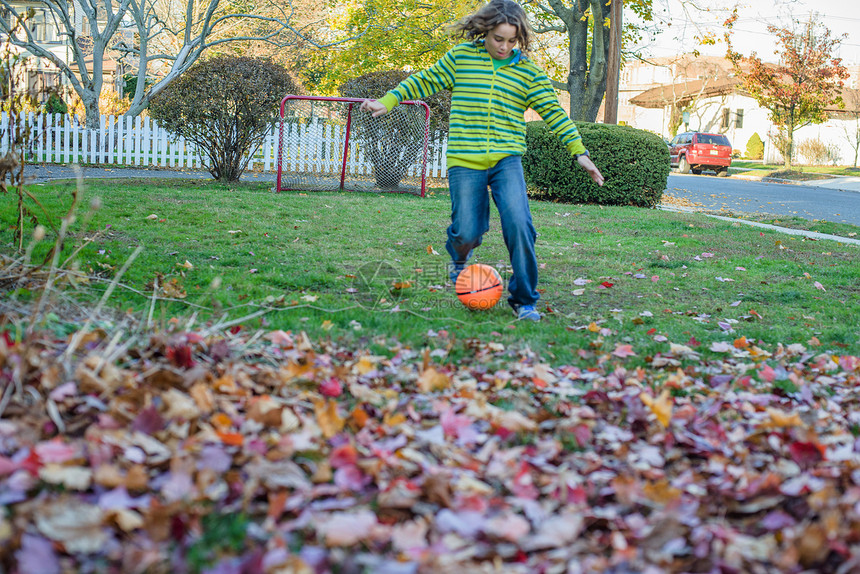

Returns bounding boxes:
[378,40,587,171]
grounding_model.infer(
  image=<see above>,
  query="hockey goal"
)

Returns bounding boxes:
[277,95,431,197]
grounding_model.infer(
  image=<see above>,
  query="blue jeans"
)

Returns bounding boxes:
[446,155,539,308]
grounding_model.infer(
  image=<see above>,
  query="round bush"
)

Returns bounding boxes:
[523,122,669,208]
[150,56,299,182]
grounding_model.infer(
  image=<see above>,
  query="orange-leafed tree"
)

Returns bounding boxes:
[725,12,848,168]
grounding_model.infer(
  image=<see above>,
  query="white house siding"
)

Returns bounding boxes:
[623,91,859,166]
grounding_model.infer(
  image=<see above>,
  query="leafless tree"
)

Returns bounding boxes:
[0,0,375,128]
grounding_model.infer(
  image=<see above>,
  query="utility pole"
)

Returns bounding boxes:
[604,0,623,124]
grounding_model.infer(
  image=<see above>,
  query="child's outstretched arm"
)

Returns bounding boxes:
[577,154,604,187]
[359,50,457,118]
[359,99,389,118]
[527,70,605,187]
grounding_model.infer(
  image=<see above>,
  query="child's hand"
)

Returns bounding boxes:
[577,155,604,187]
[360,99,389,118]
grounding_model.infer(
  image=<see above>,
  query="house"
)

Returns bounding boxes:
[1,1,65,100]
[1,0,130,102]
[619,54,860,165]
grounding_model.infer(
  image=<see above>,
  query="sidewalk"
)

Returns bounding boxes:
[732,172,860,193]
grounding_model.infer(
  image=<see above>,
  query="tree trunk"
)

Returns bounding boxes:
[785,117,795,169]
[564,0,610,122]
[84,95,101,130]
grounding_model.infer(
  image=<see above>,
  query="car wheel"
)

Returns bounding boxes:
[716,168,728,177]
[692,169,702,175]
[678,157,690,174]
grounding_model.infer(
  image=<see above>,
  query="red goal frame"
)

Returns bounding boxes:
[276,95,432,197]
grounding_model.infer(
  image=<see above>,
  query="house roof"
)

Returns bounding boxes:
[828,88,860,115]
[629,77,742,109]
[630,79,860,115]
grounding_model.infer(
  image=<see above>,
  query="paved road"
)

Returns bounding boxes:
[666,173,860,226]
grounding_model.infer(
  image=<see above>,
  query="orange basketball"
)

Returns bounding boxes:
[455,264,503,310]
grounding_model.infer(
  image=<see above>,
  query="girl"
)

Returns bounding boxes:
[360,0,604,322]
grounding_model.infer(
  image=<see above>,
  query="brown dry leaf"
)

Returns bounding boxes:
[111,509,145,532]
[93,464,125,488]
[491,409,537,432]
[38,464,93,491]
[188,382,215,414]
[642,479,683,505]
[76,355,123,394]
[160,278,186,299]
[35,499,109,554]
[125,464,150,491]
[247,396,283,427]
[161,388,200,420]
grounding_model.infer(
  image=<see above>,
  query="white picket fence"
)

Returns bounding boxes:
[0,112,449,178]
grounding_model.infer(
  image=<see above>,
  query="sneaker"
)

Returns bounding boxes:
[449,263,465,286]
[514,304,541,322]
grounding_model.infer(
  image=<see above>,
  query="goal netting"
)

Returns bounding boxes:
[277,95,431,197]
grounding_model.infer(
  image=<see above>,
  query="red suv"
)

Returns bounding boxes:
[669,132,732,176]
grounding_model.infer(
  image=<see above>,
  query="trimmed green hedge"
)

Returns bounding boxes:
[523,122,669,208]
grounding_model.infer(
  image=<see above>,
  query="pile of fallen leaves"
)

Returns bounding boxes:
[1,322,859,573]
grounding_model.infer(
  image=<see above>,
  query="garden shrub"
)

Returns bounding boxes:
[150,56,299,182]
[745,132,764,160]
[797,138,831,165]
[43,91,67,115]
[523,122,669,208]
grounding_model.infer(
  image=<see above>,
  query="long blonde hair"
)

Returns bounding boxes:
[451,0,533,53]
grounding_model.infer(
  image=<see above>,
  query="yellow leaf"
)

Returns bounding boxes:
[356,356,377,375]
[417,367,449,392]
[383,412,407,427]
[321,320,333,331]
[426,245,440,255]
[314,398,345,439]
[761,408,804,429]
[640,389,673,427]
[642,479,682,505]
[587,322,600,332]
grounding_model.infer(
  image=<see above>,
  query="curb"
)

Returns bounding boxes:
[658,205,860,246]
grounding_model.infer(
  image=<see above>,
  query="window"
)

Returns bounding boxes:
[26,10,59,43]
[735,109,744,129]
[720,108,730,130]
[30,11,46,41]
[698,134,731,146]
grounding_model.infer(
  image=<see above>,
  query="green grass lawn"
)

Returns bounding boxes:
[3,178,859,364]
